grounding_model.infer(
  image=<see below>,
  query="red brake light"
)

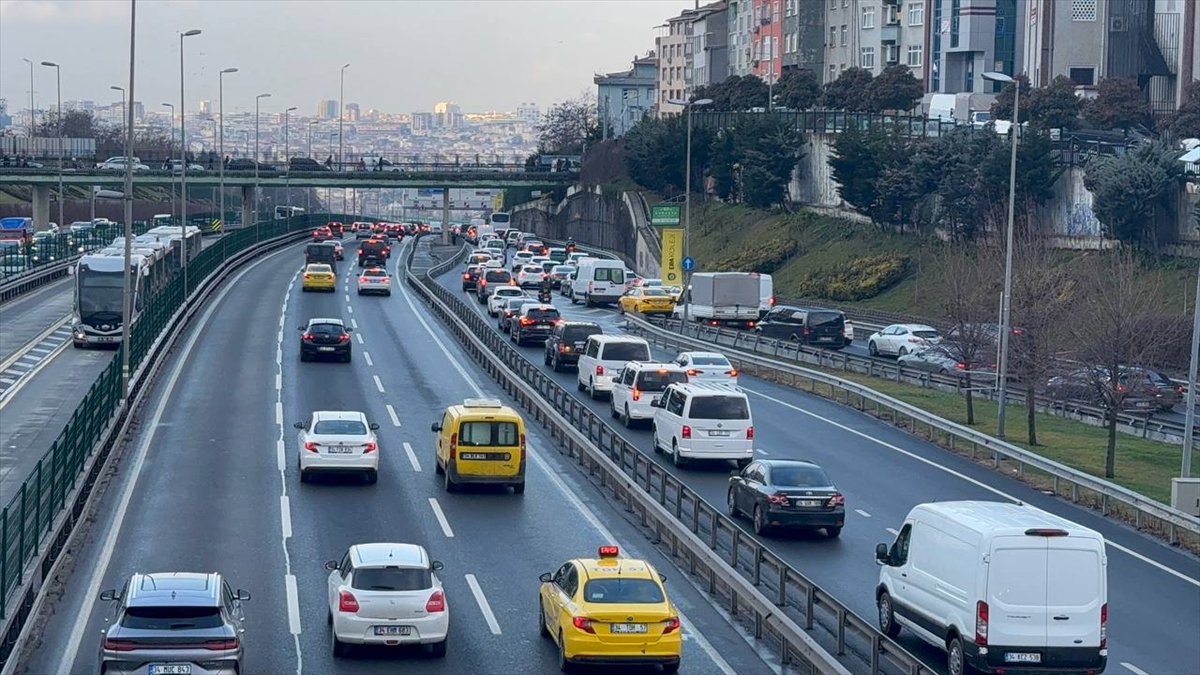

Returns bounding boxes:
[826,493,845,507]
[103,639,137,652]
[304,442,318,452]
[1100,603,1107,649]
[956,362,967,369]
[767,492,789,505]
[746,426,754,440]
[663,617,681,634]
[727,369,738,377]
[425,590,445,613]
[572,616,595,633]
[520,433,526,461]
[975,601,989,646]
[463,273,470,279]
[339,590,360,613]
[302,333,314,340]
[303,273,311,280]
[686,369,698,376]
[681,425,691,439]
[631,388,641,401]
[519,318,534,326]
[338,333,350,342]
[364,441,377,453]
[449,432,457,460]
[598,545,619,557]
[204,639,239,651]
[595,365,604,375]
[769,296,776,306]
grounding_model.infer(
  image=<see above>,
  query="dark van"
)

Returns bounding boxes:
[305,242,338,270]
[358,239,389,265]
[543,321,603,371]
[755,305,846,349]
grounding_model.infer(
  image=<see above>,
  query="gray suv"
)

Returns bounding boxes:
[99,572,249,675]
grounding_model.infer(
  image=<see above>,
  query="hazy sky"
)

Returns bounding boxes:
[1,0,694,117]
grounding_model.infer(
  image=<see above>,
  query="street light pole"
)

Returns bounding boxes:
[218,67,237,237]
[667,97,712,334]
[339,63,350,212]
[120,0,137,399]
[1183,262,1200,478]
[983,71,1020,439]
[307,119,318,213]
[285,106,297,227]
[179,28,201,293]
[41,61,63,229]
[22,58,34,141]
[162,102,175,223]
[254,93,272,231]
[110,86,127,138]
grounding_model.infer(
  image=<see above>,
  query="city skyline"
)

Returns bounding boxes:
[0,0,697,118]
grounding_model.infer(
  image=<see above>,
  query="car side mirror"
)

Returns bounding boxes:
[875,543,890,565]
[324,560,339,571]
[293,422,305,430]
[658,573,667,583]
[430,422,441,433]
[369,423,380,431]
[431,560,444,571]
[538,572,553,583]
[235,589,251,601]
[99,589,120,602]
[344,327,353,332]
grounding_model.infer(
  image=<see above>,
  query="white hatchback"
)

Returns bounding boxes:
[675,351,739,385]
[326,542,448,658]
[510,251,534,273]
[610,362,690,428]
[296,411,381,484]
[516,264,546,288]
[487,286,527,316]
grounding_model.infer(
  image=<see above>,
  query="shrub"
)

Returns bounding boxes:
[797,252,911,300]
[712,237,799,273]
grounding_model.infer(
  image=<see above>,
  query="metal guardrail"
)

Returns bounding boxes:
[405,240,933,675]
[620,315,1200,549]
[0,259,75,304]
[0,214,348,668]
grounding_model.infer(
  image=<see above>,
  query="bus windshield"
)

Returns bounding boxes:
[489,213,510,225]
[78,270,125,318]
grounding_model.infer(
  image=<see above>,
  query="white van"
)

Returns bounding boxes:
[571,258,625,306]
[650,382,754,468]
[875,501,1107,675]
[576,335,651,398]
[756,272,774,318]
[505,229,522,248]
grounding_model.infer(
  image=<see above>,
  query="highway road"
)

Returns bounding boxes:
[14,237,773,675]
[0,277,72,363]
[431,244,1200,675]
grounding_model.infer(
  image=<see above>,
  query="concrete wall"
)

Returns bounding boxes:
[789,133,843,208]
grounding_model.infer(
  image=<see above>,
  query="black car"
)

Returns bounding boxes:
[462,265,482,291]
[510,304,561,346]
[226,158,275,172]
[298,318,353,363]
[498,298,538,332]
[543,321,603,371]
[727,459,844,537]
[289,157,329,172]
[305,242,338,270]
[756,306,846,349]
[358,239,390,266]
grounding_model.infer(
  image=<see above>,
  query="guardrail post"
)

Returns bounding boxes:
[730,528,739,568]
[870,635,881,675]
[776,565,786,606]
[1,507,8,618]
[836,607,847,655]
[33,461,42,553]
[805,586,815,630]
[691,498,701,535]
[18,483,27,567]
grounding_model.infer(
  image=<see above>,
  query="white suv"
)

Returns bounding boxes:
[296,411,381,484]
[325,542,448,657]
[576,335,651,399]
[487,286,526,316]
[651,382,754,469]
[609,362,690,428]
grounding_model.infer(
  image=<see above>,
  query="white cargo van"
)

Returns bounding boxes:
[571,258,625,306]
[875,501,1107,675]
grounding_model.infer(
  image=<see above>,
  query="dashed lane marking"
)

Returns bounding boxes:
[402,442,421,472]
[855,509,872,518]
[465,574,502,635]
[363,352,373,367]
[428,498,454,537]
[386,404,401,427]
[373,375,385,393]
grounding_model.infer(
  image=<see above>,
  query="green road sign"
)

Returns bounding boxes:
[650,204,681,226]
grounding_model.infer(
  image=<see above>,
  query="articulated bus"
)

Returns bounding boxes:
[275,205,306,220]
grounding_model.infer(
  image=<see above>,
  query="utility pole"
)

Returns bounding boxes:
[120,0,137,400]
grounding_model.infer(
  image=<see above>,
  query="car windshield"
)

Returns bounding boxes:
[602,342,650,361]
[308,265,332,274]
[523,266,542,273]
[689,355,730,367]
[770,465,832,487]
[485,271,511,282]
[506,299,528,309]
[309,323,344,335]
[458,421,519,446]
[121,605,224,630]
[495,289,522,297]
[642,288,669,297]
[688,396,750,420]
[553,266,573,273]
[564,326,601,341]
[807,311,843,327]
[525,308,560,321]
[582,578,664,604]
[636,370,689,391]
[911,329,940,339]
[351,567,432,592]
[313,419,367,435]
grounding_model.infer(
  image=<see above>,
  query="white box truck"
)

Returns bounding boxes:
[687,272,762,328]
[875,501,1108,675]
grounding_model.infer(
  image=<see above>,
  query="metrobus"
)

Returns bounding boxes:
[275,205,306,220]
[488,211,510,232]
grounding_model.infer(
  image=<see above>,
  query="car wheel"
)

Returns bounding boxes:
[825,526,842,538]
[512,482,525,495]
[671,440,686,468]
[868,341,879,356]
[899,346,909,357]
[558,631,573,673]
[618,303,625,315]
[588,377,598,400]
[661,662,681,675]
[727,489,739,517]
[552,354,563,372]
[570,294,578,305]
[539,602,550,637]
[736,458,751,469]
[577,377,585,391]
[434,457,444,475]
[331,625,348,657]
[443,468,457,493]
[299,469,309,484]
[878,591,901,638]
[652,426,663,454]
[947,635,967,675]
[364,469,377,485]
[356,289,363,295]
[623,404,633,429]
[343,351,352,363]
[299,352,309,362]
[426,637,448,658]
[327,609,332,626]
[610,399,619,419]
[752,505,768,535]
[544,350,552,366]
[384,290,391,296]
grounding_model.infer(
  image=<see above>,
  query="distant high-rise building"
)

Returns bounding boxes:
[131,101,145,121]
[317,99,338,119]
[0,99,10,131]
[346,102,360,121]
[516,102,541,124]
[199,100,212,115]
[433,101,462,128]
[411,111,434,131]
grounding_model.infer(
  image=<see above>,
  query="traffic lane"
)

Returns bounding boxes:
[0,346,112,506]
[437,266,1200,675]
[21,244,303,675]
[0,276,72,362]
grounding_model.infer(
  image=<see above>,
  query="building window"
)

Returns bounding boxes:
[862,6,875,28]
[829,64,837,81]
[840,25,848,46]
[830,0,836,10]
[906,44,923,67]
[842,0,848,7]
[1068,66,1095,85]
[1071,0,1097,21]
[840,63,847,72]
[829,26,837,46]
[860,46,876,68]
[908,2,923,26]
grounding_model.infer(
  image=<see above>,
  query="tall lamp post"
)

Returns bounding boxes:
[666,97,713,333]
[162,102,176,223]
[339,63,350,212]
[307,119,318,213]
[284,106,297,225]
[40,61,63,229]
[178,28,201,293]
[982,71,1020,439]
[254,93,272,229]
[22,58,34,141]
[218,67,237,234]
[120,0,137,399]
[110,85,127,138]
[1184,261,1200,478]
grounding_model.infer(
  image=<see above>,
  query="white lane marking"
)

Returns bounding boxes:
[29,346,52,354]
[886,527,899,536]
[0,339,70,410]
[402,442,421,472]
[855,509,872,518]
[275,401,283,425]
[373,375,385,393]
[399,272,736,675]
[355,333,363,344]
[278,314,285,328]
[58,251,300,675]
[1121,662,1150,675]
[280,496,292,538]
[428,498,454,537]
[285,574,301,635]
[344,293,350,302]
[276,372,282,390]
[464,573,502,635]
[277,440,287,472]
[277,330,283,344]
[386,404,401,427]
[755,449,769,455]
[346,305,353,314]
[0,377,14,385]
[350,318,358,329]
[743,387,1200,588]
[363,352,373,367]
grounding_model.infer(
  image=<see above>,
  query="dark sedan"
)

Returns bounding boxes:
[462,264,482,291]
[510,304,561,346]
[298,318,353,363]
[498,297,538,332]
[727,459,844,537]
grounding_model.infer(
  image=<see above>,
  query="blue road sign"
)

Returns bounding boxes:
[681,256,695,271]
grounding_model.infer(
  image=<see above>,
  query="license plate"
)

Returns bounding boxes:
[460,452,508,461]
[318,346,335,352]
[709,430,731,437]
[95,337,116,343]
[1004,653,1042,664]
[150,667,192,675]
[327,446,352,454]
[610,623,647,634]
[798,499,821,507]
[573,342,585,349]
[817,336,833,342]
[374,625,412,636]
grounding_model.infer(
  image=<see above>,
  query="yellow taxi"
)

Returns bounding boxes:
[538,546,681,673]
[301,263,336,292]
[618,286,676,315]
[430,398,525,494]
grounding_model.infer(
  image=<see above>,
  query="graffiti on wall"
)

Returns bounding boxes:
[1065,201,1102,236]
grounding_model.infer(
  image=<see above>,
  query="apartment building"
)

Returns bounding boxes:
[689,3,730,95]
[596,55,658,137]
[926,0,1022,93]
[728,0,755,76]
[656,13,693,116]
[782,0,827,74]
[822,0,931,83]
[750,0,784,83]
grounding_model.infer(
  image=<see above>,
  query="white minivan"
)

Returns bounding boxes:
[576,335,651,399]
[875,501,1108,675]
[650,382,754,468]
[571,258,625,306]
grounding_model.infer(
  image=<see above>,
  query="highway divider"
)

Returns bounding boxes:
[0,213,355,669]
[404,238,929,675]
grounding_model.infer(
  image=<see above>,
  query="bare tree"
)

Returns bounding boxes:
[937,246,1002,425]
[1068,249,1185,478]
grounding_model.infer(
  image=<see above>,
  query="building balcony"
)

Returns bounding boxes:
[880,24,900,43]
